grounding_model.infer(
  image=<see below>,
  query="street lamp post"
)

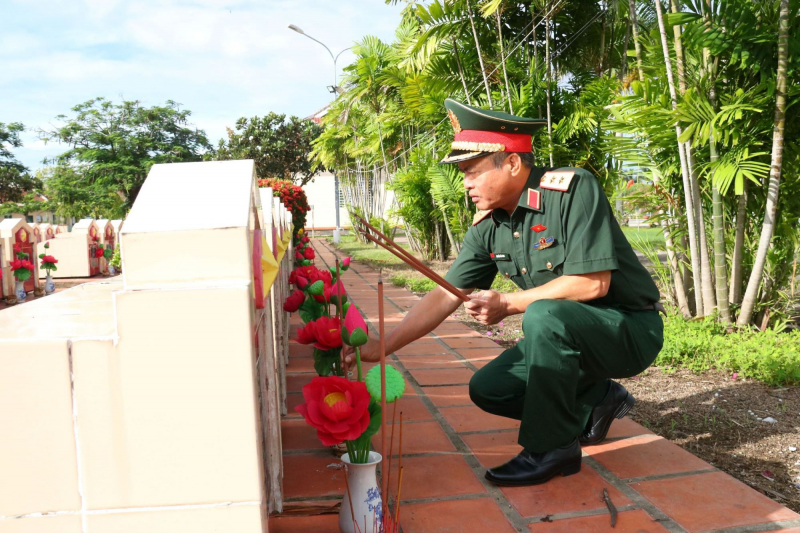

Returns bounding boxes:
[289,24,352,244]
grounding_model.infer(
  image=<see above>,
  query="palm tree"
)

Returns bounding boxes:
[654,0,704,315]
[738,0,791,326]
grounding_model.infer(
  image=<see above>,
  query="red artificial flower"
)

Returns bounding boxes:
[283,289,305,313]
[297,316,342,350]
[342,256,351,268]
[325,280,347,305]
[296,376,371,446]
[303,247,315,260]
[41,255,58,264]
[94,248,104,258]
[13,242,22,252]
[302,235,310,243]
[296,275,310,289]
[295,250,304,261]
[11,259,33,271]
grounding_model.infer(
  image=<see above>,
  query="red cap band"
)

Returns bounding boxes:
[453,129,532,152]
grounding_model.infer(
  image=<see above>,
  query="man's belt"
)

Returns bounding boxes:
[641,302,666,314]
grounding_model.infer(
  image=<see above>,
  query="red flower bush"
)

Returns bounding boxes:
[283,289,305,312]
[295,376,371,446]
[296,316,342,351]
[257,178,309,239]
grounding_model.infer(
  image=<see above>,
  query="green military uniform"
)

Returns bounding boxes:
[440,99,663,453]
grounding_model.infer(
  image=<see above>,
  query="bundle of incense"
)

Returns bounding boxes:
[352,214,469,303]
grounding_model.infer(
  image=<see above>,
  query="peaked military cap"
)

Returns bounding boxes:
[441,98,547,164]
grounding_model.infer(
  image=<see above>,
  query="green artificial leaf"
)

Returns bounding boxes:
[348,327,368,347]
[308,280,325,295]
[365,364,406,403]
[351,400,382,456]
[298,295,323,323]
[15,269,31,282]
[38,253,44,259]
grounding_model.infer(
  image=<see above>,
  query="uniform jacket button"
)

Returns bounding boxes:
[546,262,553,269]
[513,231,520,238]
[521,267,528,274]
[504,272,510,278]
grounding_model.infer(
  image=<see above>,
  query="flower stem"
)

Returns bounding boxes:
[355,347,363,382]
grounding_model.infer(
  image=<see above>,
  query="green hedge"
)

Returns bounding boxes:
[657,315,800,386]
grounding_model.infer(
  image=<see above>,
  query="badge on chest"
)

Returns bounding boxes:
[490,252,512,262]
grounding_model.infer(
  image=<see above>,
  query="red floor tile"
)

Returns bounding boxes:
[442,336,503,349]
[586,434,712,479]
[462,431,521,468]
[288,342,313,358]
[287,374,315,393]
[283,454,346,499]
[287,357,316,372]
[423,385,472,407]
[387,394,433,422]
[268,513,340,533]
[396,354,466,370]
[401,497,517,533]
[394,343,450,356]
[408,367,475,386]
[502,465,632,517]
[604,417,654,441]
[372,421,456,455]
[286,393,304,417]
[454,347,506,365]
[440,405,520,433]
[435,329,484,339]
[527,510,668,532]
[281,419,326,451]
[384,454,487,501]
[633,471,800,532]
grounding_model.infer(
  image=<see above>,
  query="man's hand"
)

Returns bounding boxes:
[343,338,380,373]
[464,290,509,325]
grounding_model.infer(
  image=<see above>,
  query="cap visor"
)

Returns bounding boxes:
[440,150,489,165]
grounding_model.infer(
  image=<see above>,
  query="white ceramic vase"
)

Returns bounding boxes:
[339,451,383,533]
[109,265,116,276]
[15,280,27,302]
[45,274,55,295]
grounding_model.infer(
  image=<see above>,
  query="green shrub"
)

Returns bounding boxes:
[390,273,438,293]
[657,315,800,386]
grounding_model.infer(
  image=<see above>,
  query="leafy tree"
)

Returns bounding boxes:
[0,122,42,204]
[41,98,211,211]
[211,113,322,185]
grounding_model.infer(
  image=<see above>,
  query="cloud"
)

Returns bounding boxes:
[1,0,405,171]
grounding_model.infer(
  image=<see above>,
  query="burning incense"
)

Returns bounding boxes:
[354,216,469,303]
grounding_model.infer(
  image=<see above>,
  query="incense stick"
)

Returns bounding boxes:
[378,273,388,522]
[385,401,398,514]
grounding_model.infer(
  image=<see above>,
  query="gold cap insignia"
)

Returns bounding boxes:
[448,109,462,134]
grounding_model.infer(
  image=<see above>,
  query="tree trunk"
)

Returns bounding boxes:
[495,10,514,114]
[620,18,630,82]
[545,15,555,167]
[653,172,691,317]
[442,211,460,255]
[531,1,538,71]
[729,179,748,304]
[628,0,644,82]
[670,0,716,314]
[708,86,731,321]
[465,0,494,107]
[598,2,607,74]
[453,41,473,106]
[654,0,704,315]
[738,0,789,326]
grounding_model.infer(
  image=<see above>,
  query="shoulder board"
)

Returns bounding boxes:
[540,170,576,192]
[472,210,493,226]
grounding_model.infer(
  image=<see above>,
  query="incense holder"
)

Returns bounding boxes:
[340,451,383,533]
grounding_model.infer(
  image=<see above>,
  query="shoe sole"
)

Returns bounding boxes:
[581,392,636,447]
[485,460,582,487]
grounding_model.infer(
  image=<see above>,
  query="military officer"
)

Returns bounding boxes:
[347,98,663,486]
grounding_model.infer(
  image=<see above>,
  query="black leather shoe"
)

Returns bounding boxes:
[580,381,636,446]
[485,439,581,487]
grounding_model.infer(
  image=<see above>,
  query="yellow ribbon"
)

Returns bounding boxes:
[261,234,280,294]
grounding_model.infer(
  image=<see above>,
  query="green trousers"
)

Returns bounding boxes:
[469,299,663,453]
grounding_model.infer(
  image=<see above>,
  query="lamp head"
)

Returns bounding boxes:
[288,24,304,34]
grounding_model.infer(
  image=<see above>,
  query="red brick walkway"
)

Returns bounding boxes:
[269,239,800,533]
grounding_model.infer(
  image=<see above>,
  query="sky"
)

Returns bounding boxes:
[1,0,407,172]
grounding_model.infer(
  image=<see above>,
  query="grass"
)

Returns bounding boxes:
[622,226,666,250]
[390,271,520,295]
[324,234,412,268]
